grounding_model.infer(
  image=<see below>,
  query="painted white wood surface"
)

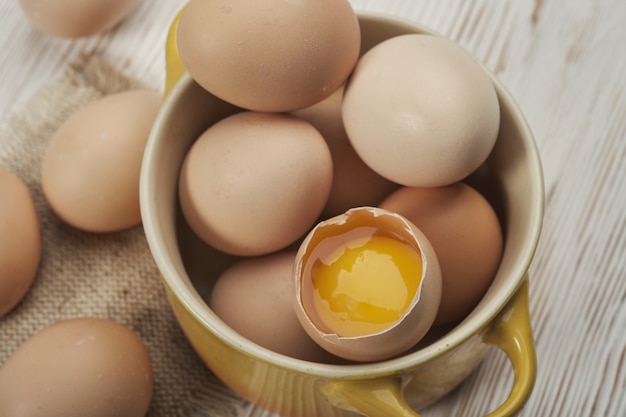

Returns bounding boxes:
[1,1,624,416]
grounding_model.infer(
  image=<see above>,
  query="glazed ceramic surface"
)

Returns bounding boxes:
[140,12,544,417]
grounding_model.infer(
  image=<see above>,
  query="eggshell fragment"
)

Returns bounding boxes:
[176,0,361,112]
[0,317,153,417]
[210,251,339,363]
[294,207,442,362]
[342,34,500,187]
[178,111,333,256]
[18,0,138,38]
[0,167,41,317]
[41,89,161,233]
[380,183,503,325]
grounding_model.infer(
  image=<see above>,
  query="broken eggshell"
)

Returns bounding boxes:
[293,206,442,362]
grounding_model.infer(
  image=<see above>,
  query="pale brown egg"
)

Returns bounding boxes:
[0,167,40,317]
[291,86,399,218]
[41,89,161,233]
[18,0,138,38]
[379,183,503,326]
[176,0,361,112]
[178,111,333,256]
[342,34,500,187]
[294,207,442,362]
[0,317,153,417]
[210,251,339,363]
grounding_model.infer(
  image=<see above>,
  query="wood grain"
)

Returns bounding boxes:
[1,1,624,416]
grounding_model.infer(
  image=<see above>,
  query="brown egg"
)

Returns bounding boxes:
[178,111,333,256]
[342,34,500,187]
[176,0,361,112]
[0,167,41,317]
[41,89,161,233]
[18,0,138,38]
[292,86,399,218]
[210,251,339,363]
[294,207,442,362]
[379,183,503,325]
[0,317,153,417]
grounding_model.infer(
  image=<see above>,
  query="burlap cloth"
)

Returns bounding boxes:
[0,54,258,417]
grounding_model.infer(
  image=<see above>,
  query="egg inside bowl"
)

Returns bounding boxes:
[140,11,543,417]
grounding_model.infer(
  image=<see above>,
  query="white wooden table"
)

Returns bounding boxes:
[1,1,624,416]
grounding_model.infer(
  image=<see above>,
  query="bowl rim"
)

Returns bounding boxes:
[140,11,545,377]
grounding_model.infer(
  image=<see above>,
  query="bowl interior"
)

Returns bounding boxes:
[140,12,544,372]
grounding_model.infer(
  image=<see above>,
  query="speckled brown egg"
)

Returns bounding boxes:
[0,317,153,417]
[176,0,361,112]
[0,167,40,317]
[178,111,333,256]
[41,89,161,233]
[18,0,139,38]
[291,86,399,218]
[379,182,503,325]
[210,251,340,363]
[342,34,500,187]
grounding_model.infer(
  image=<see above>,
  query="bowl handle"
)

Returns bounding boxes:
[164,7,187,99]
[321,279,536,417]
[483,277,536,416]
[322,377,423,417]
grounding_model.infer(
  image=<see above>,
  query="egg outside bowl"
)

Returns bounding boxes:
[140,11,544,417]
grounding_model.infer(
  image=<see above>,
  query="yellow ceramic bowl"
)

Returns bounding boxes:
[140,11,544,417]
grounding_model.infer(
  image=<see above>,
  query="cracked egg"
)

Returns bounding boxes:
[293,206,442,362]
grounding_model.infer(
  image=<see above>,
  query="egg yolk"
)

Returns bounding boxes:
[311,235,422,337]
